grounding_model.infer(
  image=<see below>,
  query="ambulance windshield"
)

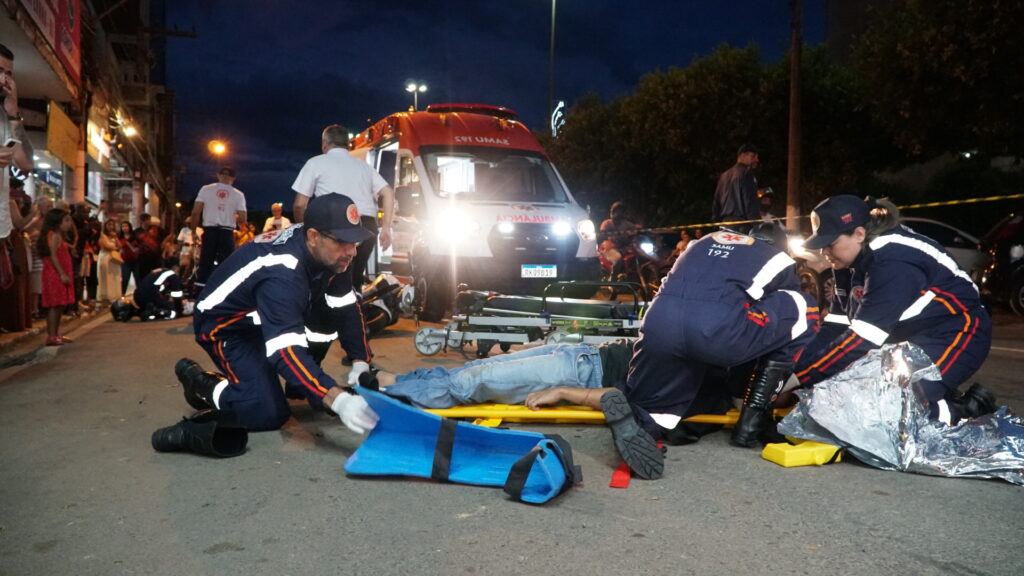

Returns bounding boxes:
[421,146,568,203]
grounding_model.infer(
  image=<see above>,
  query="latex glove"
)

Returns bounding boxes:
[331,391,379,434]
[347,360,371,386]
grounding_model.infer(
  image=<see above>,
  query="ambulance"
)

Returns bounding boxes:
[351,104,600,321]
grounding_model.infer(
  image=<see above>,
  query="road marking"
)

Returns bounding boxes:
[990,346,1024,354]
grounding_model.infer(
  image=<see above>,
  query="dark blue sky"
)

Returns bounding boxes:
[165,1,824,211]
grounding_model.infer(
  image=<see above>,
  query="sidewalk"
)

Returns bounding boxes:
[0,303,112,373]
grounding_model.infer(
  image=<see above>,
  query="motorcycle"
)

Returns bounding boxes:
[361,274,405,336]
[597,235,663,301]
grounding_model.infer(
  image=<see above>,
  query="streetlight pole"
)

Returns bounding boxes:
[406,82,427,111]
[548,0,557,123]
[786,0,802,230]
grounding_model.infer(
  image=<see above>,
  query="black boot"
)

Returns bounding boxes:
[175,358,224,411]
[731,360,794,448]
[151,409,248,458]
[944,383,998,424]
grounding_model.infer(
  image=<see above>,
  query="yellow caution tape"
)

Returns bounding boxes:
[641,192,1023,235]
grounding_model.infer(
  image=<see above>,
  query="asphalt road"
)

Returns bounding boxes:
[1,311,1022,576]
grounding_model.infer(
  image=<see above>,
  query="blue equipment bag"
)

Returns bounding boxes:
[345,388,581,504]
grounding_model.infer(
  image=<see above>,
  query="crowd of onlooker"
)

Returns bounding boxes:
[0,188,190,342]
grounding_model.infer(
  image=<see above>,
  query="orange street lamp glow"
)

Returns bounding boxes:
[208,140,228,156]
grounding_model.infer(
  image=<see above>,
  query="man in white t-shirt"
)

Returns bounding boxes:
[191,167,246,291]
[262,202,292,232]
[291,124,394,286]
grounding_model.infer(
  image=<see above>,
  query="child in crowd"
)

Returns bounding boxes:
[37,209,76,346]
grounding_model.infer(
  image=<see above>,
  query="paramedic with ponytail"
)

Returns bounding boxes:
[174,194,378,434]
[795,195,995,425]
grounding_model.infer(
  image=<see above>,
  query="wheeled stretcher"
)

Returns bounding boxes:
[413,282,646,359]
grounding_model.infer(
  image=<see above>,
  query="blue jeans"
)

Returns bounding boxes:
[384,343,605,409]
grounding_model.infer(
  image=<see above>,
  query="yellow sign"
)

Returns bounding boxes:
[46,102,80,168]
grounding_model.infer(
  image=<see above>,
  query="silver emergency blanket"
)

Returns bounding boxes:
[778,342,1024,485]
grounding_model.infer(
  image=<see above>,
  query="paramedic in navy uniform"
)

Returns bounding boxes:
[174,194,379,434]
[291,124,395,286]
[794,195,994,425]
[191,167,247,292]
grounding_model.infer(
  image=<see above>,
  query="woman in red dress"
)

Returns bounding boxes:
[37,208,75,346]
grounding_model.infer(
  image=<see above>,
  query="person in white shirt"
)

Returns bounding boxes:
[262,202,292,233]
[191,167,246,291]
[291,124,394,286]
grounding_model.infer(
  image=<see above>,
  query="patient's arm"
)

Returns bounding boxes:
[525,387,615,410]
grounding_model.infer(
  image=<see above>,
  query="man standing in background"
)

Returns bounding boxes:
[292,124,394,286]
[711,144,760,232]
[191,167,246,293]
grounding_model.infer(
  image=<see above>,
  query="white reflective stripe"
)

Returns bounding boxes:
[780,290,809,340]
[870,234,978,292]
[197,253,299,312]
[650,412,682,430]
[265,332,308,356]
[304,328,339,343]
[899,290,936,321]
[824,314,850,325]
[155,270,175,285]
[746,252,796,300]
[325,290,358,309]
[169,291,184,298]
[851,318,889,346]
[247,310,261,325]
[937,399,952,425]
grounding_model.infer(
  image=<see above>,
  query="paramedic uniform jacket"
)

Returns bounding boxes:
[135,268,184,306]
[795,225,990,388]
[193,224,370,404]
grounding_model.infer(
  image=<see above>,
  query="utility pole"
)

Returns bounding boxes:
[786,0,802,230]
[548,0,557,126]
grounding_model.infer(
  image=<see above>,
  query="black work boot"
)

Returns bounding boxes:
[944,383,998,425]
[600,389,664,480]
[731,360,795,448]
[175,358,224,411]
[151,409,248,458]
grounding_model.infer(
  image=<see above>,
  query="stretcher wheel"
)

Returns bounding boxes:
[414,327,445,356]
[499,342,512,353]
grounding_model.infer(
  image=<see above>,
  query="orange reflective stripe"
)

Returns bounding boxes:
[940,316,980,375]
[796,331,860,379]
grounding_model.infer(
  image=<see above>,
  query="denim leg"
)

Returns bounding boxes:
[384,344,603,408]
[449,343,603,405]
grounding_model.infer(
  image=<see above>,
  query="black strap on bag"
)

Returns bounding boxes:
[503,434,582,503]
[431,418,458,482]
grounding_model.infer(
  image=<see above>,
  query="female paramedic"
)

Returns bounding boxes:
[795,195,995,425]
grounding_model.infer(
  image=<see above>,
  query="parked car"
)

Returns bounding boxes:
[899,217,990,279]
[977,213,1024,314]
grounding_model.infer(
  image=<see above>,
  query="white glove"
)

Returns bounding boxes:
[347,360,371,386]
[331,391,379,434]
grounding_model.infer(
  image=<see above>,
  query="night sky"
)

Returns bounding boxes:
[165,1,824,213]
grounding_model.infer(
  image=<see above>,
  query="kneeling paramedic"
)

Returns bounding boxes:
[175,193,378,433]
[113,266,187,321]
[626,223,818,447]
[794,195,994,425]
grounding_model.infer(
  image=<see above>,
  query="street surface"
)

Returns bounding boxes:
[1,310,1022,576]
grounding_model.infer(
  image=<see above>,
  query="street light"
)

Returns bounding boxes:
[406,82,427,111]
[207,139,228,157]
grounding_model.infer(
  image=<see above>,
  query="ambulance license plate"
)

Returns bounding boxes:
[521,264,557,278]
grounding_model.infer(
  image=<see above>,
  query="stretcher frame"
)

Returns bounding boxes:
[413,281,645,359]
[425,404,793,428]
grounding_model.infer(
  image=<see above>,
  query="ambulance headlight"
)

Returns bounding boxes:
[552,221,572,237]
[497,221,515,234]
[577,219,596,242]
[434,209,480,241]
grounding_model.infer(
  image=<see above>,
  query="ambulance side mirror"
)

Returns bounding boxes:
[395,182,424,218]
